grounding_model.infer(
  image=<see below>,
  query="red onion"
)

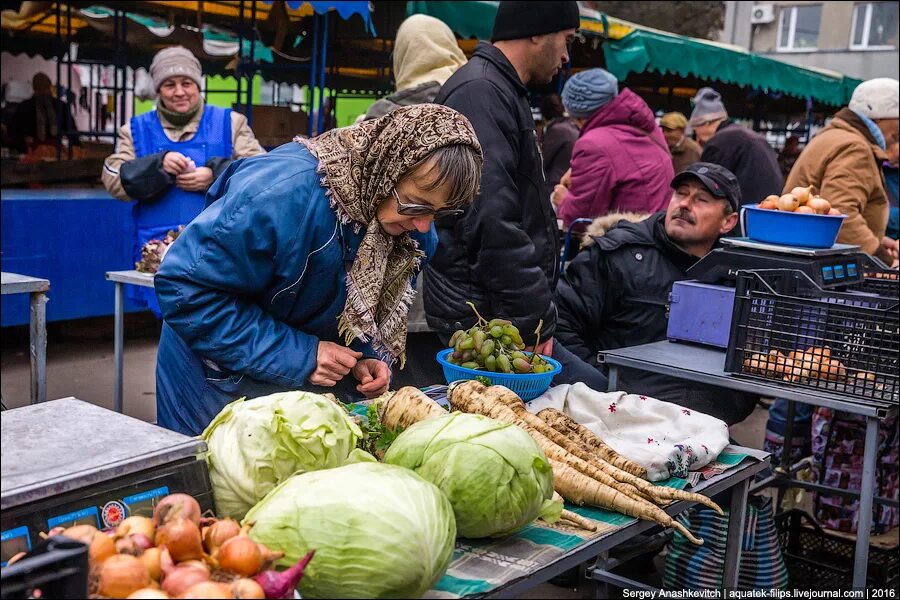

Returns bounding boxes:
[253,550,315,599]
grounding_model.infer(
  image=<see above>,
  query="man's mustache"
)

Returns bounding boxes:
[673,210,695,224]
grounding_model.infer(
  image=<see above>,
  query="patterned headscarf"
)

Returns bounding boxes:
[296,104,482,366]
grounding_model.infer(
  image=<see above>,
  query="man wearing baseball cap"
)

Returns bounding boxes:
[102,45,264,315]
[553,162,755,425]
[424,1,580,358]
[785,77,899,265]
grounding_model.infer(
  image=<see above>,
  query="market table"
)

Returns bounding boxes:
[599,340,899,589]
[105,270,155,414]
[1,272,50,404]
[424,446,768,598]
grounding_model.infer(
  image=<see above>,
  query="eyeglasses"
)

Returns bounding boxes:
[392,188,464,220]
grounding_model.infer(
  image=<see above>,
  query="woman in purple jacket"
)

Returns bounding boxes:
[552,69,674,228]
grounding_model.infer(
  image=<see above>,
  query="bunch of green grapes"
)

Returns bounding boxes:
[445,305,553,374]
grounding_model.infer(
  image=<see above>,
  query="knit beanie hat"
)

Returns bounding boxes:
[491,1,580,42]
[561,68,619,119]
[849,78,899,119]
[689,87,728,126]
[150,46,203,91]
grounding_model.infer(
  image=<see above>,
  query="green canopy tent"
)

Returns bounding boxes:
[405,1,862,140]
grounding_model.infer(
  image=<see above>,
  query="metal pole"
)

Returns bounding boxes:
[56,2,62,161]
[852,417,880,588]
[246,0,257,126]
[114,282,124,413]
[318,11,329,133]
[66,3,73,160]
[236,0,244,114]
[722,477,750,589]
[607,365,618,392]
[309,14,319,136]
[30,292,48,404]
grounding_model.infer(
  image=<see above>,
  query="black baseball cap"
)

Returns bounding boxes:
[671,162,741,212]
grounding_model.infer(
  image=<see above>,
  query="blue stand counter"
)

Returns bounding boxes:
[1,188,144,327]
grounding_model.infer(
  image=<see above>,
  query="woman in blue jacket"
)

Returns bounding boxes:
[154,105,483,434]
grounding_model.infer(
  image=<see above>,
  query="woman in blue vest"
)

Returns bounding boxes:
[102,46,264,315]
[154,105,483,435]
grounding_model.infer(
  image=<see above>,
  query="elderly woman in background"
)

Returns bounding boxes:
[102,46,265,314]
[154,105,483,435]
[364,14,467,120]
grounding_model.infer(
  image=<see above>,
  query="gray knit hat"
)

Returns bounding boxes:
[561,68,619,119]
[150,46,202,91]
[689,87,728,126]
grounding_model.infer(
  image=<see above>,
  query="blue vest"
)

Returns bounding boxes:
[130,105,232,314]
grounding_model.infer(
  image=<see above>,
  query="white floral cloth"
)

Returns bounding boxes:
[527,383,730,481]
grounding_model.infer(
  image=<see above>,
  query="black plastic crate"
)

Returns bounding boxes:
[776,510,899,589]
[0,536,88,600]
[853,255,899,298]
[725,269,899,402]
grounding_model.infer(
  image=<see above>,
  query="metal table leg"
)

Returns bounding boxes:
[852,416,879,588]
[114,282,124,413]
[607,366,619,392]
[29,291,48,404]
[722,477,750,589]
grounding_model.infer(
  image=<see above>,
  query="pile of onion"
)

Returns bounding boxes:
[44,492,314,599]
[758,186,841,216]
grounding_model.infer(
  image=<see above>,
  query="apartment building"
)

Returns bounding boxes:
[722,1,899,80]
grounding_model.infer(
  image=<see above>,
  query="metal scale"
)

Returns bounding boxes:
[1,398,213,566]
[666,238,868,348]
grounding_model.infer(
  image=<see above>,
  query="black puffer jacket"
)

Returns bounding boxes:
[423,42,559,345]
[555,213,756,425]
[700,121,783,207]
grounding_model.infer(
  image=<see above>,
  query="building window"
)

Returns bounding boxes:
[777,5,822,51]
[851,2,899,49]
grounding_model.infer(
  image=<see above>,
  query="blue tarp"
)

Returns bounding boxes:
[1,189,144,327]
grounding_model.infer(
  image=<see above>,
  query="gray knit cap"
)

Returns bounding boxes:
[689,87,728,126]
[561,69,619,119]
[150,46,203,91]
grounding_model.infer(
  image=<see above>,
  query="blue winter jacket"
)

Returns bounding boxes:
[154,142,437,434]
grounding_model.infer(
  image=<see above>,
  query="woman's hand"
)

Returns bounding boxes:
[176,166,214,192]
[352,358,391,398]
[310,341,362,386]
[551,184,569,207]
[162,151,191,176]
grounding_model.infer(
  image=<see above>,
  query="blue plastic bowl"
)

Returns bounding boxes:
[436,348,562,401]
[744,204,847,248]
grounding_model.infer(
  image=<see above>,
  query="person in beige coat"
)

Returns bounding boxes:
[102,46,265,315]
[363,14,466,120]
[785,78,899,265]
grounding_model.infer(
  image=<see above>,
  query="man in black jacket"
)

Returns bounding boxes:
[555,163,757,425]
[423,0,579,353]
[690,87,783,208]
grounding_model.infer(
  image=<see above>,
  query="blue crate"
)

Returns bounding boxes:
[744,204,846,248]
[436,348,562,401]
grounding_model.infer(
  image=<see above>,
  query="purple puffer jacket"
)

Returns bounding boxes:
[559,88,674,227]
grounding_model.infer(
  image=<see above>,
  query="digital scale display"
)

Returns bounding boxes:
[0,485,170,566]
[1,526,32,567]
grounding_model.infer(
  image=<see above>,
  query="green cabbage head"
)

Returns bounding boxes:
[383,412,561,538]
[245,462,456,599]
[202,391,362,519]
